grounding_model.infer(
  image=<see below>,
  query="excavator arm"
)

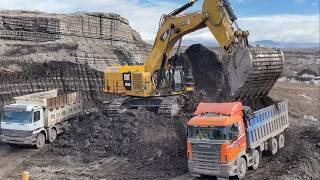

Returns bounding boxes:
[145,0,249,75]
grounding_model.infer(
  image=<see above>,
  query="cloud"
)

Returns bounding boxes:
[0,0,318,43]
[239,15,319,43]
[183,15,319,43]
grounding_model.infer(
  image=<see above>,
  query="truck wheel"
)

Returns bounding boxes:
[269,138,278,155]
[35,133,46,149]
[49,128,57,143]
[278,134,285,149]
[250,150,260,170]
[237,157,247,179]
[64,123,71,133]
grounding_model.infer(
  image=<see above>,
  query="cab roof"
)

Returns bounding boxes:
[4,104,38,112]
[187,115,241,127]
[194,102,244,116]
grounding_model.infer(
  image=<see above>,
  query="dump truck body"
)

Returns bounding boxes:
[0,90,82,148]
[187,100,289,179]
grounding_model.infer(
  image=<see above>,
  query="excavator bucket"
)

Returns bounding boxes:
[225,47,285,100]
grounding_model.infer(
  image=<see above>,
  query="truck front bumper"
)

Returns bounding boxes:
[188,160,237,178]
[0,135,36,145]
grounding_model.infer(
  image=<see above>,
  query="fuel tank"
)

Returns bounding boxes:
[224,47,285,100]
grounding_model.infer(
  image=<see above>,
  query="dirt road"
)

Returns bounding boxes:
[0,143,38,179]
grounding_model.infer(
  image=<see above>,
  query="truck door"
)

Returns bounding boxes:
[32,109,44,133]
[229,122,246,150]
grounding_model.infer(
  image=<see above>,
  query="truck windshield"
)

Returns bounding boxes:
[188,126,228,140]
[1,111,32,124]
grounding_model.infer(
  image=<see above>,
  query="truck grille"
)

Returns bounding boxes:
[1,129,28,137]
[191,142,221,171]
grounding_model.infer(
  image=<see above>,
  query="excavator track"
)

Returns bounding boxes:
[107,96,181,117]
[107,97,129,117]
[226,47,285,100]
[158,96,180,117]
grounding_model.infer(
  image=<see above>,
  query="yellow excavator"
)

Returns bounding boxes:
[104,0,284,116]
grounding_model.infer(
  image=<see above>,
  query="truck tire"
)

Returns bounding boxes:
[64,123,71,133]
[269,138,278,155]
[35,133,46,149]
[250,150,260,170]
[237,157,247,179]
[278,134,285,149]
[49,128,57,143]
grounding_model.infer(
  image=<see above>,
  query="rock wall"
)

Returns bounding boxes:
[0,10,151,105]
[0,61,104,106]
[0,11,142,44]
[0,10,151,72]
[0,15,60,41]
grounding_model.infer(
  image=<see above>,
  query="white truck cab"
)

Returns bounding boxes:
[1,104,44,146]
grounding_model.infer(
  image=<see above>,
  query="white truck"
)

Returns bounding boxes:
[0,90,82,148]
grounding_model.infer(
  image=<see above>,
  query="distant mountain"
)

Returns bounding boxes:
[145,39,319,49]
[254,40,319,49]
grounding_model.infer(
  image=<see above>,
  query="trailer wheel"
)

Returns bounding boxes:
[250,150,260,170]
[35,133,46,149]
[278,134,285,149]
[49,128,57,143]
[269,138,278,155]
[237,157,247,179]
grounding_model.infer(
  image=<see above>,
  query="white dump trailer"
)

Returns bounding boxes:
[0,90,82,148]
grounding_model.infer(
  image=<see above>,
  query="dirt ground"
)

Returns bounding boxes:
[0,48,319,180]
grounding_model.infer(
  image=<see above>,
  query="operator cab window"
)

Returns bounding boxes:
[33,111,40,122]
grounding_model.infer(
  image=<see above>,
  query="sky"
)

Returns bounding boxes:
[0,0,319,43]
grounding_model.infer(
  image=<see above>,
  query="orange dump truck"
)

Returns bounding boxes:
[187,101,289,179]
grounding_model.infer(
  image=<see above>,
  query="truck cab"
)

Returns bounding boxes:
[0,104,45,146]
[187,102,247,178]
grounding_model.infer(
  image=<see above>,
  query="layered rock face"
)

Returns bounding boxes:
[0,11,150,71]
[0,11,141,43]
[0,10,150,105]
